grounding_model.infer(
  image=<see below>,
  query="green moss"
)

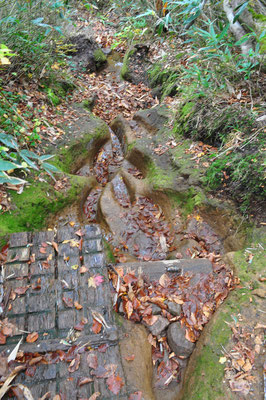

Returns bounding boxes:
[53,121,109,173]
[93,49,107,68]
[0,174,88,238]
[121,48,136,80]
[168,188,205,216]
[46,88,61,106]
[103,238,116,263]
[148,63,180,99]
[147,161,175,190]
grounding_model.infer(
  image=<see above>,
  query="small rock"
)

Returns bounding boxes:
[151,304,162,315]
[167,323,195,358]
[167,301,181,316]
[146,316,170,337]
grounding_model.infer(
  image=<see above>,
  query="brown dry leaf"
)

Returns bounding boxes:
[2,325,13,336]
[242,360,252,372]
[159,273,171,288]
[106,374,124,395]
[87,352,98,369]
[29,356,43,366]
[125,300,133,319]
[88,393,100,400]
[69,221,75,227]
[185,329,196,343]
[62,296,73,308]
[14,286,29,295]
[52,242,58,253]
[26,332,39,343]
[148,334,157,347]
[142,315,158,326]
[91,318,102,334]
[0,332,6,345]
[74,301,83,310]
[68,354,81,373]
[78,377,93,386]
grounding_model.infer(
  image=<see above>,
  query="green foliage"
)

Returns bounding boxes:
[0,89,59,184]
[0,0,74,77]
[0,131,59,184]
[0,44,15,66]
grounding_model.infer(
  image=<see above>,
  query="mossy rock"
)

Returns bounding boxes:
[121,47,137,81]
[148,63,181,99]
[49,105,110,173]
[174,97,256,146]
[121,44,150,85]
[93,49,107,69]
[0,174,91,240]
[0,105,109,242]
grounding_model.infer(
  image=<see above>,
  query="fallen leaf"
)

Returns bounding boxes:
[0,332,6,344]
[14,286,29,295]
[88,393,100,400]
[26,332,39,343]
[91,318,102,334]
[159,273,171,288]
[52,242,58,253]
[68,354,80,373]
[69,221,75,227]
[74,301,83,310]
[219,357,227,364]
[62,296,73,308]
[142,315,158,326]
[106,374,124,395]
[80,266,88,274]
[8,337,23,362]
[125,300,133,319]
[88,275,104,288]
[78,377,93,386]
[87,352,98,369]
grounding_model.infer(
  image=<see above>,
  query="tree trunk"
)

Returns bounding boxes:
[223,0,254,55]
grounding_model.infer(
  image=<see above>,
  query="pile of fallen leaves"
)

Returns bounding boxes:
[73,71,156,124]
[109,195,176,262]
[109,261,234,386]
[222,322,265,397]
